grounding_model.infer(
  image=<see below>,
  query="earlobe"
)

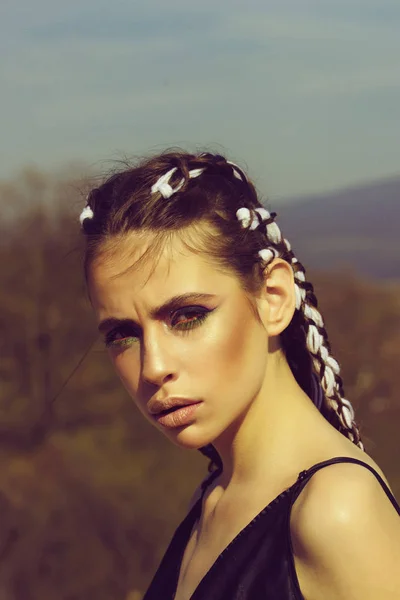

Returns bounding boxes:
[260,259,296,337]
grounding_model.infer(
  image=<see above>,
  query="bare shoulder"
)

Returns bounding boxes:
[290,457,400,600]
[292,456,399,532]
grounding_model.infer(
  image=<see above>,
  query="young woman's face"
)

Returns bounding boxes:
[88,231,270,449]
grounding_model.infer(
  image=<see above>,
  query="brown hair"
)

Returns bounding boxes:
[81,149,363,471]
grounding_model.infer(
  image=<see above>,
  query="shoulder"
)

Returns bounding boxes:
[292,458,397,527]
[290,460,400,599]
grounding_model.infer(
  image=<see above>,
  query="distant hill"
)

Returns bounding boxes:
[272,176,400,280]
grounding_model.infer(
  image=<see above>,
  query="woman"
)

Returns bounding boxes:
[80,151,400,599]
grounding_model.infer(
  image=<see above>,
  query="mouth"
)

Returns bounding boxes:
[157,405,184,416]
[149,397,200,417]
[152,401,202,428]
[155,402,199,417]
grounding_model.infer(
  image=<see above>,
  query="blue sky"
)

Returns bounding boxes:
[1,0,399,198]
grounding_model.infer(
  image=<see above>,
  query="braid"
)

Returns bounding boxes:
[148,152,256,204]
[79,152,253,229]
[237,206,364,451]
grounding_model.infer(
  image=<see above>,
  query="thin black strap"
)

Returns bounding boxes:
[295,456,400,514]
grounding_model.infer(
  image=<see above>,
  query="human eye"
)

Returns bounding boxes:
[104,325,140,349]
[171,306,212,333]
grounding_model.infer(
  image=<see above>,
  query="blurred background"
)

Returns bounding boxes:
[1,1,399,598]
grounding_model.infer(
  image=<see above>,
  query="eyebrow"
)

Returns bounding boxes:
[98,292,217,334]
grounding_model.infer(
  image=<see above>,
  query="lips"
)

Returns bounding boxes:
[148,397,200,416]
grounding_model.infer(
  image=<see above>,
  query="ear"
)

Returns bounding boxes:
[256,258,296,337]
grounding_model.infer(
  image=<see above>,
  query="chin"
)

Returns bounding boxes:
[165,427,217,451]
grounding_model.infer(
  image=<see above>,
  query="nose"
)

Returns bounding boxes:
[140,330,177,387]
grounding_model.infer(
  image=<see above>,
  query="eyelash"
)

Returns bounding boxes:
[104,307,212,349]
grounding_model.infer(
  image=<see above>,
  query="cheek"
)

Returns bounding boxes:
[109,349,141,397]
[195,313,267,384]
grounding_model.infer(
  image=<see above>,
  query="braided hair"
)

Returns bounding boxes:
[236,206,363,448]
[80,150,364,472]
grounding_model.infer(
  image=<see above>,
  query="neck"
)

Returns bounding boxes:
[211,353,321,489]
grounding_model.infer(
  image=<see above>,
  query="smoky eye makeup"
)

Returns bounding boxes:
[104,323,140,348]
[171,305,211,324]
[103,305,216,348]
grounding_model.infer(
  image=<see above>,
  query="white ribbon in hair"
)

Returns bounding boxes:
[307,325,324,354]
[196,155,245,181]
[303,303,324,327]
[294,271,305,282]
[236,205,274,231]
[226,160,244,181]
[258,247,279,264]
[294,284,306,309]
[341,399,355,427]
[79,205,94,225]
[266,222,282,244]
[310,333,354,427]
[236,207,259,230]
[284,238,291,251]
[255,207,271,221]
[151,167,204,199]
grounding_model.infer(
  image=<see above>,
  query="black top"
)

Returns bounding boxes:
[143,457,400,600]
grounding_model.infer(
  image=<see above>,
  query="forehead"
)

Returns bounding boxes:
[88,230,238,313]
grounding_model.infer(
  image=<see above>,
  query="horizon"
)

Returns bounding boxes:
[1,159,399,205]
